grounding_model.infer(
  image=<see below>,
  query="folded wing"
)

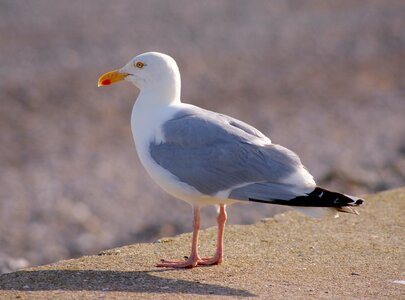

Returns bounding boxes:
[150,106,315,200]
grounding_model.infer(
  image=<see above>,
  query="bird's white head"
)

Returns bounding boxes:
[98,52,181,103]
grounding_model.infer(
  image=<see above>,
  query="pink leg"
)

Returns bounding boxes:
[157,206,202,268]
[199,204,227,265]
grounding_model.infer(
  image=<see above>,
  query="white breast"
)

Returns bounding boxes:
[130,100,211,205]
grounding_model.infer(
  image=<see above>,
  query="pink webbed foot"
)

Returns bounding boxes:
[156,253,223,268]
[198,254,223,266]
[156,255,202,268]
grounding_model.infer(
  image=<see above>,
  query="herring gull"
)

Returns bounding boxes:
[98,52,364,268]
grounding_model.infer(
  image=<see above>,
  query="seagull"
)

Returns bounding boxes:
[98,52,364,268]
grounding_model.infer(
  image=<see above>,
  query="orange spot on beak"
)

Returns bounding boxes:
[101,79,112,86]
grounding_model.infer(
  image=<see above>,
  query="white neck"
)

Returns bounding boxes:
[137,86,180,108]
[136,67,182,107]
[131,77,182,147]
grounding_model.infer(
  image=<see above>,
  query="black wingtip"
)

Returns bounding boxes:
[248,187,364,209]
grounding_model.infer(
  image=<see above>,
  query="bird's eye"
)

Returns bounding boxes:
[135,62,145,69]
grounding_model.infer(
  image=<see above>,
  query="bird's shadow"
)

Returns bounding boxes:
[0,269,255,297]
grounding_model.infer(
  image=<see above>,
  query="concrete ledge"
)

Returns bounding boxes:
[0,188,404,299]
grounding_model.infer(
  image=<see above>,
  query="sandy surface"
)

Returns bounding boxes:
[0,188,403,299]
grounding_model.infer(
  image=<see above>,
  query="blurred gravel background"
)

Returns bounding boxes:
[0,0,404,273]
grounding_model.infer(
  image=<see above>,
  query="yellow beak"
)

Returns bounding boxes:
[98,70,129,87]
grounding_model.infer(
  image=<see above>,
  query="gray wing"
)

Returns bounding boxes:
[150,106,306,200]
